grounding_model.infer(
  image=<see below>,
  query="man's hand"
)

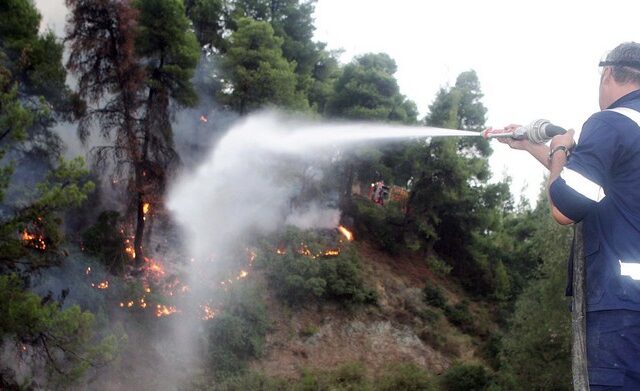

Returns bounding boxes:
[494,124,531,150]
[548,128,576,226]
[487,123,551,169]
[550,128,576,150]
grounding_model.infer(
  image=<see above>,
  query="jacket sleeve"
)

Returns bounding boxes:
[549,116,619,222]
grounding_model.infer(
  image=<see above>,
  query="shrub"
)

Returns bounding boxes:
[258,227,376,306]
[82,211,128,275]
[351,198,405,254]
[425,256,452,276]
[442,363,492,391]
[422,284,447,308]
[0,274,121,387]
[196,372,289,391]
[377,363,435,391]
[207,286,269,377]
[443,300,475,334]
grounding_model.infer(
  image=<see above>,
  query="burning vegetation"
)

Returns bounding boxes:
[20,228,47,251]
[254,226,375,306]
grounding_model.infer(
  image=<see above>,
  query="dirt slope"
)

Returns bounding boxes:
[250,241,491,377]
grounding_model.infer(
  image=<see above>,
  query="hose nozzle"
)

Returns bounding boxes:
[482,119,567,144]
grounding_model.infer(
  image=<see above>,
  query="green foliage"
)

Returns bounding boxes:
[0,65,32,146]
[0,0,40,54]
[423,284,447,309]
[425,256,452,276]
[82,211,128,275]
[0,274,122,385]
[0,63,33,204]
[296,363,373,391]
[207,286,270,377]
[377,363,435,391]
[308,49,341,113]
[199,371,289,391]
[351,198,404,254]
[400,71,515,298]
[443,300,474,334]
[198,362,435,391]
[299,324,319,338]
[135,0,201,107]
[185,0,225,48]
[496,197,572,390]
[257,227,376,306]
[220,17,308,113]
[442,363,493,391]
[327,53,416,123]
[0,157,94,270]
[0,0,70,112]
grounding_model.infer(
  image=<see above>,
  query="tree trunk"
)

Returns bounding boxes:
[572,222,589,391]
[133,191,145,267]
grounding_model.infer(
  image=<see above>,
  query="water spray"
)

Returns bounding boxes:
[481,119,567,144]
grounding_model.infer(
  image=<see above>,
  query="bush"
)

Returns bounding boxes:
[258,227,376,306]
[295,363,371,391]
[377,363,435,391]
[443,300,475,334]
[0,274,121,387]
[425,256,452,276]
[82,211,128,275]
[423,284,447,308]
[442,363,492,391]
[207,286,269,377]
[351,198,405,254]
[194,372,289,391]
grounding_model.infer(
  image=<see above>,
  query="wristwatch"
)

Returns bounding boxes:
[549,145,570,161]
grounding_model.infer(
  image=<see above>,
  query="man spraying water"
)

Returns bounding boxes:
[496,42,640,391]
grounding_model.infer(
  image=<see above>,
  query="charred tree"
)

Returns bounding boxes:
[66,0,147,265]
[66,0,198,268]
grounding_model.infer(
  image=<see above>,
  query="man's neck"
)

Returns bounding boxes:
[611,85,640,105]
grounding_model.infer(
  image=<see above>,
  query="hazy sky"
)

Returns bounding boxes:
[35,0,640,203]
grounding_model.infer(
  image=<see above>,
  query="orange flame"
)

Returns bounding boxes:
[144,258,165,276]
[143,203,150,221]
[201,305,216,320]
[156,304,178,317]
[323,249,340,257]
[92,281,109,289]
[124,237,135,259]
[21,229,47,250]
[247,249,257,264]
[338,225,354,242]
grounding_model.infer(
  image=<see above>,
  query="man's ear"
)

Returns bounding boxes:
[602,67,614,84]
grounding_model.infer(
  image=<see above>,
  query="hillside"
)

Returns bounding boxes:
[249,239,497,380]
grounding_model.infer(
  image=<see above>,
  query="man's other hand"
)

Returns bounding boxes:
[550,128,576,150]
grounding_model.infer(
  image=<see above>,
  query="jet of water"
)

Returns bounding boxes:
[167,110,480,259]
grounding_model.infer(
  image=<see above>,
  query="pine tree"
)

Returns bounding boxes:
[67,0,199,266]
[220,17,307,113]
[405,70,510,295]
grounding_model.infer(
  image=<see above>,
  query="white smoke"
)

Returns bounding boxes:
[285,203,341,230]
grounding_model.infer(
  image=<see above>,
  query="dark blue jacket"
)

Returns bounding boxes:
[550,89,640,312]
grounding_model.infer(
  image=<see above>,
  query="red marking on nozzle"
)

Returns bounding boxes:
[481,128,491,139]
[481,127,513,139]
